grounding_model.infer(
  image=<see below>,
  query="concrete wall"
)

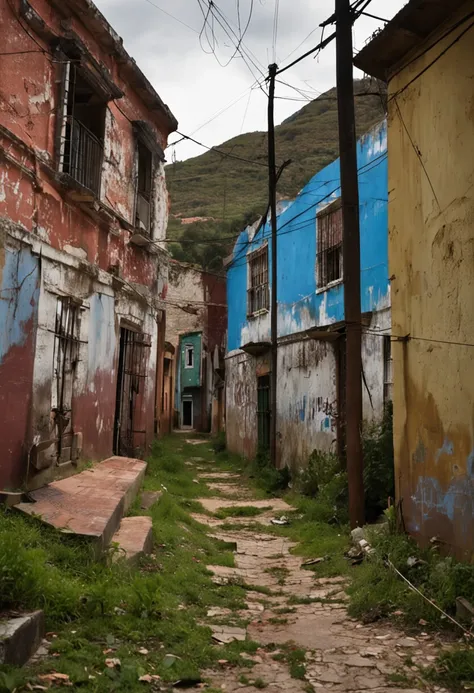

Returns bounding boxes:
[227,121,389,351]
[163,260,226,432]
[0,0,175,489]
[387,5,474,557]
[226,121,391,470]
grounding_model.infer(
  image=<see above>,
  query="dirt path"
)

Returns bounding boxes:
[187,463,450,693]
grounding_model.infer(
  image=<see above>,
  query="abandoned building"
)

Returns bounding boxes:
[158,260,227,434]
[226,121,391,471]
[0,0,177,491]
[355,0,474,558]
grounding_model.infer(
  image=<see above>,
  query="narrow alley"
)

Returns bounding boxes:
[183,444,453,693]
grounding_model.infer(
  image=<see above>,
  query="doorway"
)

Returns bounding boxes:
[182,399,193,428]
[257,375,271,450]
[114,327,149,456]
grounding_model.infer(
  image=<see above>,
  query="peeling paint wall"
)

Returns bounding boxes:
[161,261,227,433]
[0,0,176,489]
[226,122,391,469]
[387,7,474,558]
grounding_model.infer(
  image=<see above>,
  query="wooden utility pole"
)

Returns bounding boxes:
[268,63,278,468]
[335,0,365,527]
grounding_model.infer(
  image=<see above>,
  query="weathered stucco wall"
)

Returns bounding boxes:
[387,6,474,558]
[226,122,391,470]
[227,121,389,351]
[0,0,175,488]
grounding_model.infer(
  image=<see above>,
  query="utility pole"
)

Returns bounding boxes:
[268,63,278,469]
[335,0,364,527]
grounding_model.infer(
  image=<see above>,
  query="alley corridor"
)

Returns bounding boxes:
[176,443,452,693]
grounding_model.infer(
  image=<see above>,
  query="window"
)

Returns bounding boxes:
[135,141,153,234]
[317,199,343,289]
[58,63,106,196]
[383,335,393,403]
[184,345,194,369]
[247,245,269,316]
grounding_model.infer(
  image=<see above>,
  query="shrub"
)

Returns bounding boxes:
[298,449,341,497]
[211,431,226,453]
[362,402,395,522]
[249,448,291,494]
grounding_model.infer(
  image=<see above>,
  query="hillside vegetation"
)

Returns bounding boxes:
[166,79,385,269]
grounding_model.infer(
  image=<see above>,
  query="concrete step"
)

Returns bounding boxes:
[15,457,147,551]
[111,516,153,563]
[0,611,45,666]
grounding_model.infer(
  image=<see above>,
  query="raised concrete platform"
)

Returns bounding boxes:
[15,457,147,550]
[112,516,153,563]
[0,611,44,666]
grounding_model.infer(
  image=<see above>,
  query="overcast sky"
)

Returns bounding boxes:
[94,0,407,161]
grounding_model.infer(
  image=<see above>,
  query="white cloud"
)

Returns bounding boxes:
[94,0,407,160]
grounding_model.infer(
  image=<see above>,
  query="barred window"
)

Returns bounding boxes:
[247,245,269,316]
[317,199,343,289]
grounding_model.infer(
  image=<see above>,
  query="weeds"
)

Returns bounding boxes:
[348,526,474,629]
[426,647,474,691]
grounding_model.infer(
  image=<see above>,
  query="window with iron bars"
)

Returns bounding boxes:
[57,62,106,196]
[247,245,269,317]
[317,199,343,290]
[135,141,153,235]
[383,335,393,403]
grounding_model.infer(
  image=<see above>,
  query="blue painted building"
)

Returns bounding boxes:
[225,121,391,469]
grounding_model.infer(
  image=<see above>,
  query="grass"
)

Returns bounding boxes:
[347,525,474,630]
[0,436,261,692]
[426,647,474,691]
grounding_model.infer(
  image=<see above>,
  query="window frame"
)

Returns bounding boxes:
[247,244,269,318]
[184,344,194,370]
[134,140,154,236]
[316,197,343,292]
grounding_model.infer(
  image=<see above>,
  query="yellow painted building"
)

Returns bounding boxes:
[355,0,474,558]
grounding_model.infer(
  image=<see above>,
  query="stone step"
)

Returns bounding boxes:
[111,516,153,563]
[15,457,147,551]
[0,611,44,666]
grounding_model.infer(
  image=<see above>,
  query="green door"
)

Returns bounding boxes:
[257,375,271,450]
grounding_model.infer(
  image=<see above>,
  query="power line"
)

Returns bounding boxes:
[173,131,268,167]
[143,0,200,32]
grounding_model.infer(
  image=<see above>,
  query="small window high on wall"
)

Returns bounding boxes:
[317,199,343,289]
[184,344,194,369]
[247,245,269,317]
[135,141,153,234]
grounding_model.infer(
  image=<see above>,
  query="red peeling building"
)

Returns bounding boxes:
[0,0,177,490]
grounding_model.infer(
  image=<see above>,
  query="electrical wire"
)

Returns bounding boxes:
[143,0,200,33]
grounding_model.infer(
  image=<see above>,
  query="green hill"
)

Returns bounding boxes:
[166,79,385,270]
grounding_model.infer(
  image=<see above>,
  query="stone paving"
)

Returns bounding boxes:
[185,464,451,692]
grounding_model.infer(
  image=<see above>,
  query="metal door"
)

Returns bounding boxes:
[257,375,271,450]
[114,328,150,456]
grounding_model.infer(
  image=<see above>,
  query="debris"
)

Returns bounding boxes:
[407,556,426,568]
[302,557,327,567]
[163,653,181,668]
[218,659,229,665]
[103,648,114,655]
[138,647,149,655]
[38,672,72,686]
[139,674,162,683]
[271,516,289,526]
[351,527,366,544]
[114,607,126,616]
[211,625,246,644]
[105,658,121,668]
[419,619,428,626]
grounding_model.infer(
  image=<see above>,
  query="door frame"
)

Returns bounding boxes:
[181,397,193,429]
